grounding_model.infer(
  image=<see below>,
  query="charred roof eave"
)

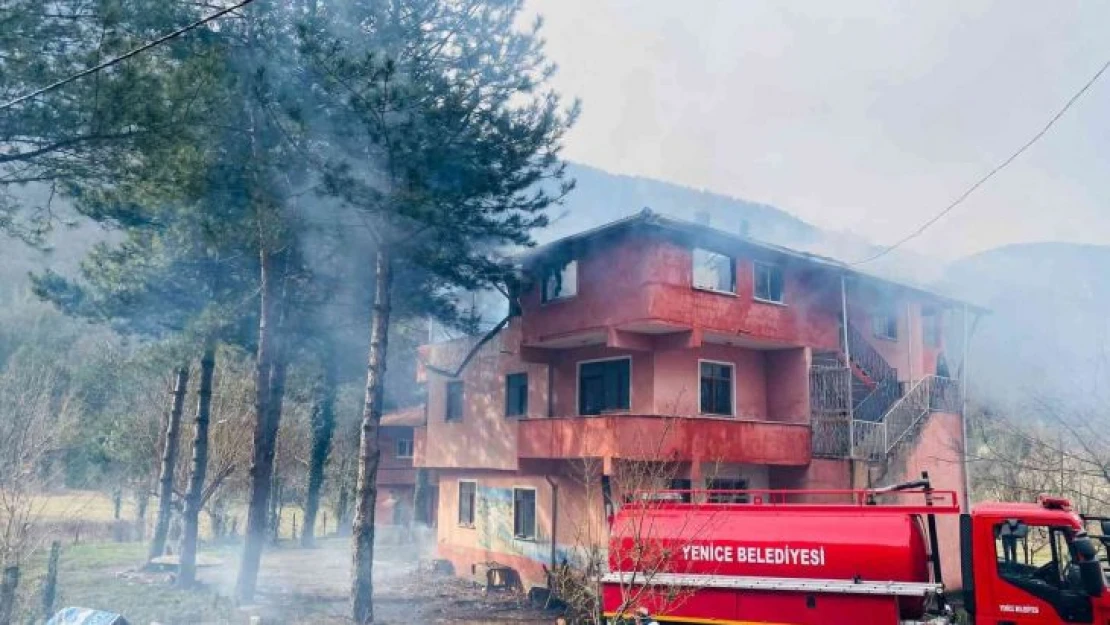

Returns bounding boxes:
[519,209,988,314]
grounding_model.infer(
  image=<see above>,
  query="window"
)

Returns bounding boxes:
[579,358,631,415]
[872,307,898,340]
[513,487,537,540]
[706,478,748,504]
[753,262,785,304]
[395,438,414,459]
[692,248,735,293]
[541,260,578,302]
[505,373,528,417]
[445,380,464,421]
[994,520,1092,620]
[458,480,476,527]
[669,478,693,503]
[699,361,733,416]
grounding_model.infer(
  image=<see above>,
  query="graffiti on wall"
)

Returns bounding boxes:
[474,485,576,566]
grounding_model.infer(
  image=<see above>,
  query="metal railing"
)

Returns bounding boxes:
[846,323,897,384]
[811,375,960,461]
[852,378,902,424]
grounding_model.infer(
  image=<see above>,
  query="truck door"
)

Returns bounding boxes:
[983,520,1093,624]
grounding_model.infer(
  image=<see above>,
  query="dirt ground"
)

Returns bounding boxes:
[196,537,557,624]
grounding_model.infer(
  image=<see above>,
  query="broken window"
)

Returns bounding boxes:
[579,358,631,415]
[513,487,537,540]
[753,262,784,303]
[458,480,476,526]
[505,372,528,417]
[699,361,733,416]
[445,380,464,421]
[395,438,414,459]
[692,248,735,293]
[541,259,577,302]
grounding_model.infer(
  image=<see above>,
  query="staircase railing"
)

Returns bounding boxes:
[846,323,897,384]
[852,378,902,424]
[849,376,960,460]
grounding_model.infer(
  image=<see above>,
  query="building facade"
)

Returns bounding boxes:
[405,210,972,589]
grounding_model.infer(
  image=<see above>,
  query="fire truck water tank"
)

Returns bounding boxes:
[609,506,931,586]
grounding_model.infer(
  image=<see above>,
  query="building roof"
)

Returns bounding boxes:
[520,209,986,312]
[380,405,425,427]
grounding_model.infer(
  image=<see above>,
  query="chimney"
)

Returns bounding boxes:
[694,211,711,226]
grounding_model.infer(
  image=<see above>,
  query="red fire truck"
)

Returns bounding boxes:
[599,475,1107,624]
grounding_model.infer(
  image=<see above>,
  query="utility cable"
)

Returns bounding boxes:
[0,0,257,111]
[851,55,1110,266]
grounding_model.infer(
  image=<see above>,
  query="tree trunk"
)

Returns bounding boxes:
[302,358,339,547]
[136,486,149,542]
[148,366,189,562]
[351,249,393,624]
[41,541,59,619]
[235,248,285,603]
[177,344,216,588]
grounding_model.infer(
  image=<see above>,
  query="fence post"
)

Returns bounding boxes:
[42,541,60,619]
[0,565,20,625]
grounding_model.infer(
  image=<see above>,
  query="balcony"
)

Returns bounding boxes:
[517,415,811,466]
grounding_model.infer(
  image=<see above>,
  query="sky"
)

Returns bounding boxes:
[526,1,1110,261]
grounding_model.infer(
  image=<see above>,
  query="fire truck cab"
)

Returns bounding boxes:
[964,497,1106,624]
[599,479,1108,625]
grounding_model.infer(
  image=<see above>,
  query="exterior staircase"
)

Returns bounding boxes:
[810,323,960,462]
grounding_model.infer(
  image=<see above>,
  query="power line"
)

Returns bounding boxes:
[0,0,257,112]
[851,55,1110,266]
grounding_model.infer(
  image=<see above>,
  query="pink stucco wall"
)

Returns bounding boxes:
[883,411,966,590]
[848,285,948,383]
[422,322,547,471]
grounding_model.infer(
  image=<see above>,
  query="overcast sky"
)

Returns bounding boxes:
[527,1,1110,261]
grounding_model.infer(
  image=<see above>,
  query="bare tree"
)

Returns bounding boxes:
[553,410,725,624]
[0,356,78,620]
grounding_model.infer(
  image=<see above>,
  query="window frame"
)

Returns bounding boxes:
[576,356,633,416]
[505,372,529,418]
[445,380,464,422]
[691,248,737,295]
[752,261,786,305]
[457,480,477,528]
[698,359,735,417]
[395,437,414,459]
[512,486,538,541]
[541,259,578,304]
[706,477,749,504]
[872,307,899,341]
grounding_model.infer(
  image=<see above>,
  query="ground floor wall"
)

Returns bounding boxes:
[434,467,606,589]
[431,432,966,592]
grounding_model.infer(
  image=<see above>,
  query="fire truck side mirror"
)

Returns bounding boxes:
[1079,560,1104,597]
[1100,520,1110,536]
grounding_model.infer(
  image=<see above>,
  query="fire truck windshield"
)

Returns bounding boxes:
[994,520,1096,621]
